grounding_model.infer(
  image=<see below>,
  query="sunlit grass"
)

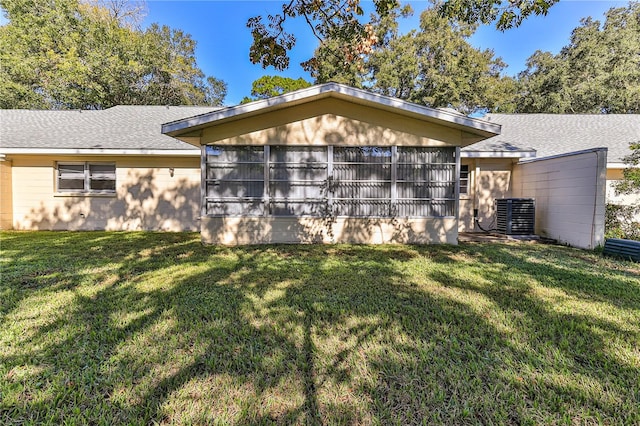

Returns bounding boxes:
[1,231,638,425]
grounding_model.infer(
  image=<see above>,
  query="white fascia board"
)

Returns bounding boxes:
[517,147,608,164]
[0,148,199,156]
[162,82,501,138]
[461,150,536,158]
[607,162,637,169]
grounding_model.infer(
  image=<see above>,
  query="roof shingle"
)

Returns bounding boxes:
[0,105,218,151]
[465,114,639,163]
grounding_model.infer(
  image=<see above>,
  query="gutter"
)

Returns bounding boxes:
[0,148,200,156]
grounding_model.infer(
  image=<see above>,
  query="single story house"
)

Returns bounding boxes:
[0,105,216,232]
[459,114,639,246]
[1,83,637,248]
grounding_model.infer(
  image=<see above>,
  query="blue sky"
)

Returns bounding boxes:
[141,0,624,105]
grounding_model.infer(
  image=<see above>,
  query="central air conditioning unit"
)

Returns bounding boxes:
[496,198,535,235]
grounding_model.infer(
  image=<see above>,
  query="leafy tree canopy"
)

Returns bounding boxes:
[312,6,517,115]
[247,0,558,71]
[516,2,640,113]
[0,0,227,109]
[240,75,312,104]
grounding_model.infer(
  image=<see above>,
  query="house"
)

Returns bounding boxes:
[1,83,636,248]
[459,114,639,247]
[161,84,500,245]
[0,105,215,231]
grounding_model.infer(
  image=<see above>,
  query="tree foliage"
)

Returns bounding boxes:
[312,7,517,115]
[0,0,227,109]
[247,0,558,71]
[516,2,640,113]
[607,141,640,241]
[616,142,640,196]
[240,75,312,104]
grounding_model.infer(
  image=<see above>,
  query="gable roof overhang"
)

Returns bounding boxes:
[162,83,501,147]
[461,141,537,159]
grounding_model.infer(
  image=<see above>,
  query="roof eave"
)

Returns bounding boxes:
[461,150,537,159]
[0,148,199,156]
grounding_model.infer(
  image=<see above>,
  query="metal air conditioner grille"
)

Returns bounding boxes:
[496,198,535,235]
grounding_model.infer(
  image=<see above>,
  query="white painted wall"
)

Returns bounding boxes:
[9,155,201,231]
[512,149,607,249]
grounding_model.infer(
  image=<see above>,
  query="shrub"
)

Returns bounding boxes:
[605,203,640,241]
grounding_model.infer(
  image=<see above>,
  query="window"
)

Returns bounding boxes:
[203,145,458,218]
[205,146,265,216]
[57,162,116,194]
[269,146,328,216]
[333,147,392,216]
[460,164,470,195]
[396,148,456,217]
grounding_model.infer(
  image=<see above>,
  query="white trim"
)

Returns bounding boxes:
[162,83,501,138]
[461,150,536,158]
[607,162,638,169]
[517,147,608,164]
[0,148,199,156]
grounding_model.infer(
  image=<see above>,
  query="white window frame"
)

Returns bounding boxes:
[56,162,116,195]
[459,164,470,195]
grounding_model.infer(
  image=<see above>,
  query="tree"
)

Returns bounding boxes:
[247,0,558,71]
[240,75,312,104]
[608,141,640,240]
[0,0,226,109]
[516,3,640,113]
[312,7,517,115]
[616,142,640,196]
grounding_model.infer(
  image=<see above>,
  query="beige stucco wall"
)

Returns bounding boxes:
[201,98,464,147]
[458,159,514,232]
[9,155,201,231]
[0,160,13,229]
[512,149,607,249]
[201,216,458,245]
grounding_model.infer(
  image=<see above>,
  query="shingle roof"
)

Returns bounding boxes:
[2,107,638,163]
[0,105,218,151]
[465,114,639,163]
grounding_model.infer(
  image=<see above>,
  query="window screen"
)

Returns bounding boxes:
[57,163,115,194]
[333,147,392,217]
[205,146,265,216]
[396,148,456,217]
[57,164,86,192]
[203,145,457,218]
[269,146,328,216]
[460,164,469,195]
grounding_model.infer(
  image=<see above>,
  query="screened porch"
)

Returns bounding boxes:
[203,145,459,220]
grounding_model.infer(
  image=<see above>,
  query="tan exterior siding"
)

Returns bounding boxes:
[201,216,458,245]
[512,150,607,249]
[201,98,463,147]
[458,159,514,232]
[9,155,200,231]
[458,159,475,231]
[0,160,13,229]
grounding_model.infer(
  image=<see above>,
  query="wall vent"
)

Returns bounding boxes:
[496,198,535,235]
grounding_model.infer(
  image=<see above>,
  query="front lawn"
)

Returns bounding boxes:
[1,232,639,425]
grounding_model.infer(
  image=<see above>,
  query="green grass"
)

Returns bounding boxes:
[1,231,639,425]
